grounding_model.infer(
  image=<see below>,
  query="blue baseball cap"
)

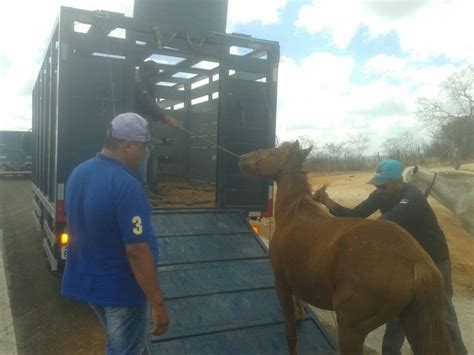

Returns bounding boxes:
[109,112,150,142]
[368,159,403,186]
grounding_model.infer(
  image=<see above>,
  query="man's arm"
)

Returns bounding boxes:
[316,188,380,218]
[126,243,169,336]
[136,82,166,121]
[117,181,169,336]
[136,82,179,128]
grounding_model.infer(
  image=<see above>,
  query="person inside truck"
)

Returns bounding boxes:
[135,59,179,198]
[61,112,169,354]
[314,159,467,355]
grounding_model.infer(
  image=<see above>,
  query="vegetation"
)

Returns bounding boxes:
[301,65,474,172]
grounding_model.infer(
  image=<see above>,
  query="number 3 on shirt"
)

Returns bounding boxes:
[132,216,143,235]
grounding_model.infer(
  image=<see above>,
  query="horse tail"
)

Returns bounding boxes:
[401,262,453,355]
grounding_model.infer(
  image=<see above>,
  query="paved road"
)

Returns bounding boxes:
[0,178,104,354]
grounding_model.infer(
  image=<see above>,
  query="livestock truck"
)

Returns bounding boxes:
[0,130,32,177]
[32,2,336,353]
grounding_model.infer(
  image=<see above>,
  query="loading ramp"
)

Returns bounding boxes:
[151,209,337,354]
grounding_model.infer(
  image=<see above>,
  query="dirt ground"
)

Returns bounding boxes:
[252,165,474,354]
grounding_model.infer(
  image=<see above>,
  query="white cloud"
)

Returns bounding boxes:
[296,2,367,49]
[296,0,474,62]
[277,53,354,136]
[227,0,287,30]
[364,55,459,96]
[275,52,446,152]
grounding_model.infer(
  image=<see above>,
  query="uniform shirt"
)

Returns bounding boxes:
[328,183,449,263]
[61,154,158,306]
[135,76,166,123]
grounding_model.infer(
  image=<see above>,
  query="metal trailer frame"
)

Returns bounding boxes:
[32,6,279,270]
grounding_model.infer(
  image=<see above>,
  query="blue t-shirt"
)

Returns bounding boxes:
[61,154,158,306]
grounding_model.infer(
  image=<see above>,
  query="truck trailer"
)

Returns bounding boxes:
[32,4,336,353]
[32,5,277,270]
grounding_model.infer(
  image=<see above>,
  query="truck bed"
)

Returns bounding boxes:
[151,209,337,354]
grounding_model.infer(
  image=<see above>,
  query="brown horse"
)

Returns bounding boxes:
[239,141,453,355]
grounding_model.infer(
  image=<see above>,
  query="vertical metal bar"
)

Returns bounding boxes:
[183,82,192,180]
[51,28,59,203]
[45,46,52,200]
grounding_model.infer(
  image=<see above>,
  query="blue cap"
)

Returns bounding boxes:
[109,112,150,142]
[368,159,403,186]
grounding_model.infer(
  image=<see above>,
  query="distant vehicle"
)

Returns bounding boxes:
[0,130,32,177]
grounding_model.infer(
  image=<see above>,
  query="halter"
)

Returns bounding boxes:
[252,149,304,180]
[424,172,438,198]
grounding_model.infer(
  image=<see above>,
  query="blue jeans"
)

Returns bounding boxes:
[89,303,152,355]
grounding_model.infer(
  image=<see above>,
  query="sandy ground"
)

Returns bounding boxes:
[253,167,474,354]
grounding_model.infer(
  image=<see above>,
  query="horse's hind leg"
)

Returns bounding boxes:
[275,279,298,354]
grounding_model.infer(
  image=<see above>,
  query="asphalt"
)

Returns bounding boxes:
[0,178,104,354]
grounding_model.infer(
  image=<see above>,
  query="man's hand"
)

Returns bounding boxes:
[162,115,179,129]
[125,243,170,337]
[313,183,330,204]
[150,302,170,336]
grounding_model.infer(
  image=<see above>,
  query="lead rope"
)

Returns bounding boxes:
[424,172,437,198]
[177,126,241,160]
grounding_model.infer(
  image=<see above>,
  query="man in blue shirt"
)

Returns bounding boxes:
[62,112,169,354]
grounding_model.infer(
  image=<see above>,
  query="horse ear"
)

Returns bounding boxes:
[413,165,419,174]
[300,145,313,160]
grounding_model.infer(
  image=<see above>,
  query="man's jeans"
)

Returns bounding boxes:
[89,303,152,355]
[382,259,467,355]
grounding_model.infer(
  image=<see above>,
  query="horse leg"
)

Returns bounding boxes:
[337,324,366,355]
[275,279,298,355]
[293,296,305,320]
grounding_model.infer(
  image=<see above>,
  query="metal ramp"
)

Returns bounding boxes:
[151,209,337,354]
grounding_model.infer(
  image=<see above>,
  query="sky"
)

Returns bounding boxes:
[0,0,472,153]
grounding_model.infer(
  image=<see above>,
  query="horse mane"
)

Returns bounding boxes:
[285,172,329,218]
[406,166,474,179]
[436,170,474,179]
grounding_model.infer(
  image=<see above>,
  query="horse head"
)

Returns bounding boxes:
[239,140,312,179]
[402,165,419,182]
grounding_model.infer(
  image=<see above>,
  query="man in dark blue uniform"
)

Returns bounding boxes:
[135,60,179,197]
[315,159,467,355]
[62,112,169,354]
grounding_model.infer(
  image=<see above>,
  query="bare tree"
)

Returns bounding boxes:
[382,131,424,165]
[347,134,370,169]
[417,65,474,169]
[297,135,315,149]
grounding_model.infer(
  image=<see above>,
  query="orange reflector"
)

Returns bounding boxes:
[252,225,260,235]
[60,233,69,245]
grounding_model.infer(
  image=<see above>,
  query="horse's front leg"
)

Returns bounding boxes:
[275,278,298,355]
